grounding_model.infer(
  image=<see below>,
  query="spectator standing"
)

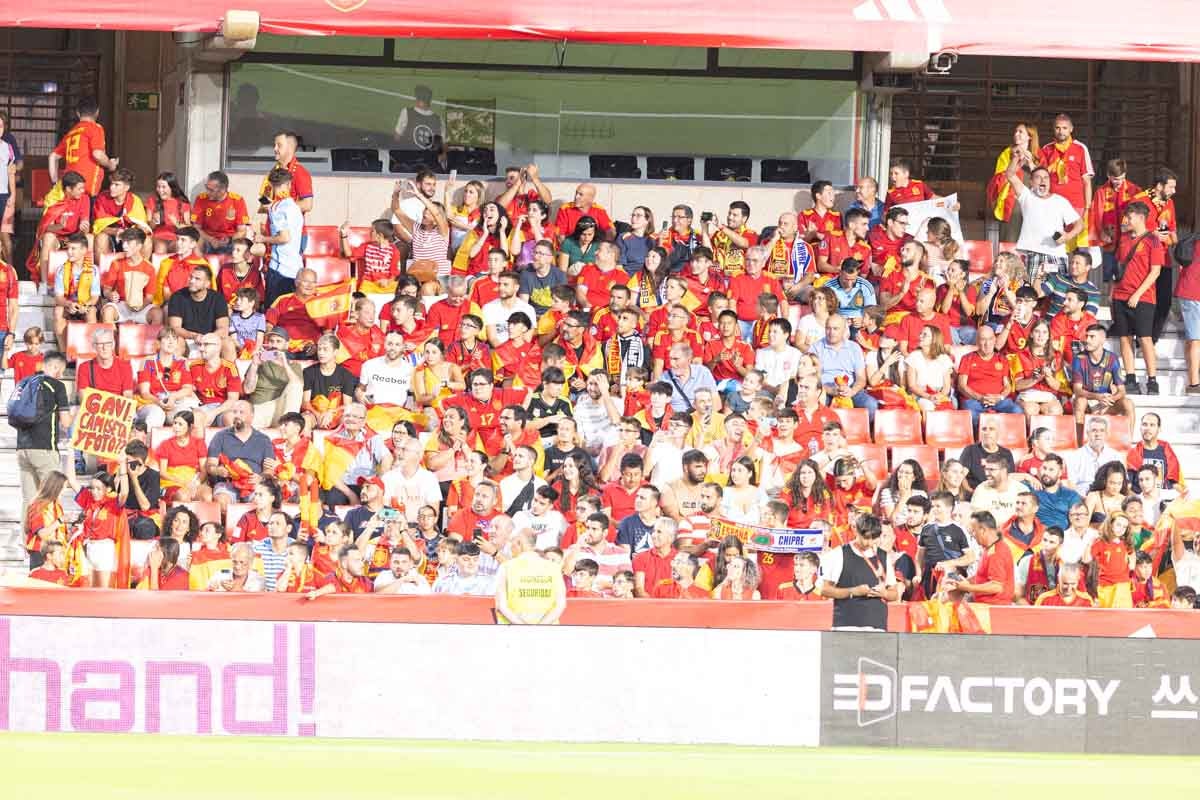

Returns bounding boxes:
[257,167,305,307]
[1177,236,1200,394]
[1110,201,1163,395]
[1005,148,1083,285]
[821,514,898,630]
[494,531,566,625]
[945,511,1014,606]
[193,170,252,255]
[1037,114,1094,253]
[15,352,71,509]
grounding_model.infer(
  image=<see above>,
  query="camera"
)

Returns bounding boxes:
[700,211,715,223]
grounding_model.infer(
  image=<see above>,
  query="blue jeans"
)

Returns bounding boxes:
[951,326,977,346]
[961,397,1022,429]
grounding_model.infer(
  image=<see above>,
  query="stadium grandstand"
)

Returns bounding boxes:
[2,1,1200,778]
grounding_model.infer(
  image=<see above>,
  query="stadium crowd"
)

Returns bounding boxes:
[7,97,1200,626]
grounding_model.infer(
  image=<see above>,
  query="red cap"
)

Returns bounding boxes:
[358,475,385,493]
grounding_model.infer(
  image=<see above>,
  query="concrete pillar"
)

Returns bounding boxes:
[179,65,227,195]
[861,92,893,187]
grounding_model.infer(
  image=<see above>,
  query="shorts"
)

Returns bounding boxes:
[85,539,116,572]
[1181,298,1200,341]
[1108,300,1155,339]
[1018,389,1057,404]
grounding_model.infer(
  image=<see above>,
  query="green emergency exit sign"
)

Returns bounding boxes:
[126,92,159,111]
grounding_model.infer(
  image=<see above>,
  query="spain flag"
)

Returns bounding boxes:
[304,280,353,327]
[301,434,365,491]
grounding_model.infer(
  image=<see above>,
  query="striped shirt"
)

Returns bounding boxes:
[253,538,293,591]
[572,542,632,583]
[410,225,450,276]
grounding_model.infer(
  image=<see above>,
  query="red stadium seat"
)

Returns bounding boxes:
[1030,414,1078,451]
[304,226,342,257]
[873,408,922,445]
[924,409,974,450]
[31,169,51,207]
[961,240,993,276]
[118,323,161,360]
[849,444,889,483]
[1084,414,1133,451]
[179,501,222,526]
[889,445,941,483]
[66,322,116,363]
[833,407,870,445]
[306,256,352,286]
[999,241,1018,253]
[991,413,1028,452]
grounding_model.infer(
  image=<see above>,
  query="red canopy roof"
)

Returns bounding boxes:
[13,0,1200,62]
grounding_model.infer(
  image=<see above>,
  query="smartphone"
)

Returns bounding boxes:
[472,527,484,542]
[379,507,401,522]
[449,168,458,184]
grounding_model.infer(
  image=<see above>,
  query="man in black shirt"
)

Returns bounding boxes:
[167,265,230,346]
[119,440,162,539]
[915,490,973,598]
[15,351,72,509]
[958,414,1015,490]
[302,333,360,430]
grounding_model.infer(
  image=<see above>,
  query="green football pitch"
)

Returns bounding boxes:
[0,734,1185,798]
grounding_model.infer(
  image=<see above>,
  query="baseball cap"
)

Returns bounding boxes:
[267,326,289,341]
[358,475,385,493]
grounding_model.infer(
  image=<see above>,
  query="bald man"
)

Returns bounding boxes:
[265,267,329,356]
[555,182,614,242]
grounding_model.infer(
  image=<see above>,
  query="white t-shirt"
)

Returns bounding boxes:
[1016,190,1081,259]
[381,467,442,523]
[360,356,414,407]
[754,345,803,389]
[512,508,568,550]
[481,298,538,345]
[904,350,954,392]
[374,569,431,593]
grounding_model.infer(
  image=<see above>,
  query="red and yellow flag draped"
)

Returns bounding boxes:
[304,280,353,327]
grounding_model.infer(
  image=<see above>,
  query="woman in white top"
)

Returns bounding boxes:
[905,324,956,412]
[720,456,769,525]
[793,286,836,350]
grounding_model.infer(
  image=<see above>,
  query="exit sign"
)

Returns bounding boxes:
[126,92,159,111]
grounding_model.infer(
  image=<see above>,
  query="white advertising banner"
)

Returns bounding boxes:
[0,616,821,745]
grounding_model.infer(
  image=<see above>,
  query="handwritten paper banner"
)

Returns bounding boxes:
[70,388,135,459]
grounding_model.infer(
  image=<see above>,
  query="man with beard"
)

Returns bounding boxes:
[879,240,935,315]
[1036,114,1094,253]
[1006,147,1084,285]
[359,331,414,409]
[652,551,711,599]
[616,485,662,558]
[447,480,501,541]
[633,516,678,597]
[1033,454,1082,529]
[426,276,475,346]
[205,400,273,513]
[660,449,710,521]
[1017,527,1064,605]
[482,271,537,348]
[562,513,632,592]
[1033,560,1094,607]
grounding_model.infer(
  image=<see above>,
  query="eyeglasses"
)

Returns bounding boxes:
[95,340,115,347]
[471,381,491,388]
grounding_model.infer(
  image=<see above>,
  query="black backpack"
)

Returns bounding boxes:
[1174,232,1200,266]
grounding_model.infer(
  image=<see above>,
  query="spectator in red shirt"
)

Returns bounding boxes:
[957,325,1022,430]
[144,537,190,591]
[653,551,710,599]
[264,267,326,355]
[632,516,677,597]
[76,327,134,400]
[190,333,242,428]
[554,183,614,242]
[895,286,953,354]
[193,170,251,255]
[1110,201,1164,395]
[426,276,473,346]
[945,510,1014,605]
[260,130,314,216]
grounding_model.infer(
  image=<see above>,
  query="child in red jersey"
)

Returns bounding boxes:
[5,326,45,382]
